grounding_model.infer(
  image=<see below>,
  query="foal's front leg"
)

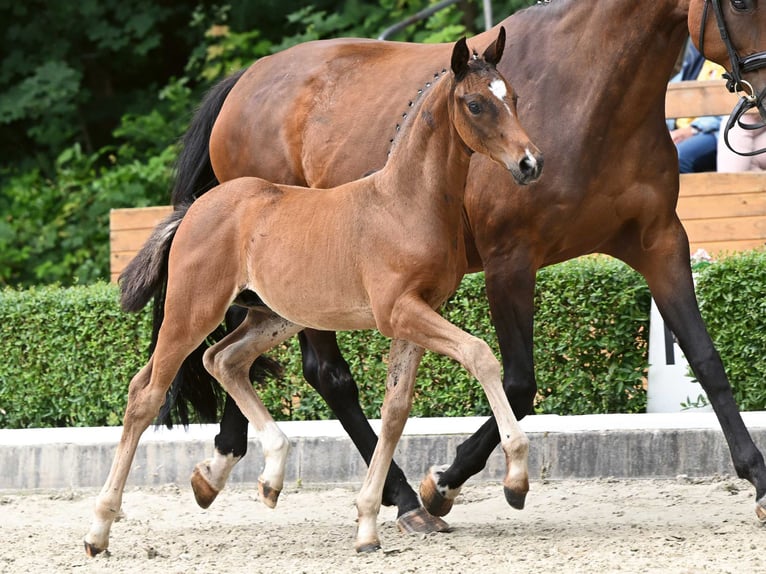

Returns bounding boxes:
[392,296,530,513]
[355,338,425,552]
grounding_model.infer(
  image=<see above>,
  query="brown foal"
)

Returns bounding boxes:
[84,29,542,555]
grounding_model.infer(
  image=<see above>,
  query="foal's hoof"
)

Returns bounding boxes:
[756,497,766,522]
[258,478,281,509]
[396,507,452,534]
[419,466,461,517]
[83,540,105,557]
[503,485,527,510]
[355,540,382,553]
[191,464,220,509]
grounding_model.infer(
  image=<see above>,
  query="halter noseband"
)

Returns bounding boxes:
[698,0,766,156]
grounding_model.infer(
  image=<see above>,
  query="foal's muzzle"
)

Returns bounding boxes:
[512,149,544,186]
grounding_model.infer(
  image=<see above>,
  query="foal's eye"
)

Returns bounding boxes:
[467,101,482,115]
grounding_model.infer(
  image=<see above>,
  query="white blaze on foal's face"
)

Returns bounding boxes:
[489,78,513,115]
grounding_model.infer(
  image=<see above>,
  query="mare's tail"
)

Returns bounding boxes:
[148,68,281,427]
[171,69,246,205]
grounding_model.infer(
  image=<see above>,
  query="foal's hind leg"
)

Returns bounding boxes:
[191,307,251,509]
[203,308,302,508]
[85,312,224,555]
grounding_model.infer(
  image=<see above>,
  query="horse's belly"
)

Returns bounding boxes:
[252,288,376,332]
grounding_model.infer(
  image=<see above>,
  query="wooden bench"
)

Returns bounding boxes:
[670,80,766,255]
[109,80,766,282]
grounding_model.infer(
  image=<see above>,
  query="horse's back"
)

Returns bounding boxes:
[210,37,454,188]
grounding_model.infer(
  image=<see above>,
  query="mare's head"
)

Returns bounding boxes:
[689,0,766,121]
[449,28,543,186]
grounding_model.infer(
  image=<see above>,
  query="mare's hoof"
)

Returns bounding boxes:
[419,467,460,517]
[396,507,452,534]
[258,479,281,509]
[355,541,382,553]
[83,540,105,557]
[503,485,527,510]
[191,465,220,509]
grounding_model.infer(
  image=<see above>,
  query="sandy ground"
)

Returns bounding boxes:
[1,476,764,574]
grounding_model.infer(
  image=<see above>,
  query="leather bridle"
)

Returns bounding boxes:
[698,0,766,155]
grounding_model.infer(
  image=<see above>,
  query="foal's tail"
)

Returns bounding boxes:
[119,207,187,313]
[143,68,281,428]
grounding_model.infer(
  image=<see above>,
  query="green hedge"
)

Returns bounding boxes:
[1,252,764,428]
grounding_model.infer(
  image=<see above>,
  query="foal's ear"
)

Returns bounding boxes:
[482,26,506,67]
[451,36,470,81]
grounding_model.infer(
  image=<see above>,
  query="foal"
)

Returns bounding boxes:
[85,28,543,554]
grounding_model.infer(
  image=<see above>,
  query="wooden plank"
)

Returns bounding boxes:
[665,80,739,119]
[688,238,766,255]
[677,191,766,220]
[679,172,766,197]
[682,215,766,242]
[109,228,165,252]
[109,206,172,282]
[110,206,172,231]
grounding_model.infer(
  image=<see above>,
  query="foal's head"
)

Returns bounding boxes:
[450,28,543,185]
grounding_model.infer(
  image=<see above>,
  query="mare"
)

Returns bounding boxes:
[84,31,543,555]
[161,0,766,533]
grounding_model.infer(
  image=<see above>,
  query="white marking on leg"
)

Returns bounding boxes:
[255,421,289,491]
[205,450,241,491]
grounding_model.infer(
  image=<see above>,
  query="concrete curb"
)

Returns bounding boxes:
[2,412,766,491]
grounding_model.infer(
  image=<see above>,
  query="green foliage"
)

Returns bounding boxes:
[0,0,537,289]
[532,257,651,415]
[0,143,175,287]
[0,283,152,428]
[695,249,766,410]
[0,257,660,428]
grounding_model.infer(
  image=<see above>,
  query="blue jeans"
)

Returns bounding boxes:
[676,132,717,173]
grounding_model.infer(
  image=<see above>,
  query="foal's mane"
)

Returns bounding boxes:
[386,51,496,158]
[386,67,449,158]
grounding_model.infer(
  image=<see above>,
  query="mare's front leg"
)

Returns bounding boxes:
[300,329,449,533]
[420,262,538,516]
[624,219,766,520]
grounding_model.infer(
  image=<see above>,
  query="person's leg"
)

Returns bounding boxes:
[676,132,718,173]
[717,115,757,172]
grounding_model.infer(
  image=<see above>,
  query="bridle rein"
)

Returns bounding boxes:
[698,0,766,156]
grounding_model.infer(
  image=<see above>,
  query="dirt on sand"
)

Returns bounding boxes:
[1,476,763,574]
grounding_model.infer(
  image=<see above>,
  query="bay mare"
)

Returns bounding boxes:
[161,0,766,532]
[88,33,542,554]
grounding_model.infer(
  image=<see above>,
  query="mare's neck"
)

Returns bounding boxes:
[501,0,688,143]
[380,75,471,205]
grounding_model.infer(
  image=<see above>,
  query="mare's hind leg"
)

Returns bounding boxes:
[623,221,766,520]
[300,329,449,534]
[203,308,302,508]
